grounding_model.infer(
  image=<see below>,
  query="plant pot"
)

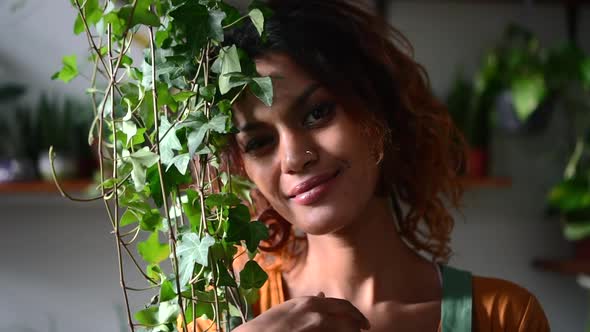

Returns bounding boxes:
[37,152,78,181]
[466,148,488,178]
[0,158,36,182]
[574,238,590,260]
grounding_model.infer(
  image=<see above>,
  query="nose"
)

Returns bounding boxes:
[279,130,318,175]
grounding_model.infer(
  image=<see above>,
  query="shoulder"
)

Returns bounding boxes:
[471,275,550,331]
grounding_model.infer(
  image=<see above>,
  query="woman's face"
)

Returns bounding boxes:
[232,53,382,235]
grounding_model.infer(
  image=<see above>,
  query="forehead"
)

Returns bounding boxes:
[232,53,318,126]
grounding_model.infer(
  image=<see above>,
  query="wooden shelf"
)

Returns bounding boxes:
[533,258,590,275]
[0,179,94,193]
[460,176,512,189]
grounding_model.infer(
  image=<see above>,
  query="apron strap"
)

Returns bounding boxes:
[441,265,473,332]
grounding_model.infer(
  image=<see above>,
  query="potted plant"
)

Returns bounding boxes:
[447,24,552,177]
[35,94,95,180]
[546,44,590,258]
[0,83,37,182]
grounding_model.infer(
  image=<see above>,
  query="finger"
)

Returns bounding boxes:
[302,297,370,330]
[317,314,365,332]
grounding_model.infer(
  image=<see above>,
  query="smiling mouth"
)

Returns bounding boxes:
[288,169,341,204]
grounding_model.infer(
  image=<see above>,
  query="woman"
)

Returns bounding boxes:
[184,0,549,330]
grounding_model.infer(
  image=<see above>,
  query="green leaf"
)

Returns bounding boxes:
[172,91,197,102]
[250,76,273,107]
[118,5,160,28]
[135,301,179,327]
[170,2,209,53]
[247,221,269,253]
[159,279,176,302]
[125,147,160,191]
[248,9,264,36]
[177,233,215,285]
[140,209,163,232]
[73,0,102,35]
[206,193,241,208]
[159,116,182,166]
[182,189,202,231]
[147,165,192,208]
[217,262,238,287]
[239,260,268,289]
[564,222,590,241]
[208,10,226,42]
[120,209,140,227]
[219,46,242,94]
[199,85,216,102]
[510,74,546,122]
[167,153,191,175]
[52,55,78,83]
[138,232,170,264]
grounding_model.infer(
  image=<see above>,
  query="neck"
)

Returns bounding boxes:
[289,195,433,306]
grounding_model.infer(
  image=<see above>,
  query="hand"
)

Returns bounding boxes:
[234,292,371,332]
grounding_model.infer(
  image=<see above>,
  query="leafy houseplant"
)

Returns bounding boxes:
[0,83,38,181]
[53,1,273,331]
[446,24,550,177]
[36,94,95,180]
[546,45,590,255]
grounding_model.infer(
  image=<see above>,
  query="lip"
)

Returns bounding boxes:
[287,170,340,205]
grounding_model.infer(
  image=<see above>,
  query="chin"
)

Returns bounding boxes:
[294,207,354,235]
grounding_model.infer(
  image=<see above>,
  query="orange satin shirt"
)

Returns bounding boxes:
[180,267,550,331]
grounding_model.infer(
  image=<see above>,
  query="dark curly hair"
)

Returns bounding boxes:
[222,0,467,263]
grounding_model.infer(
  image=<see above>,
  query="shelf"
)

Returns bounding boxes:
[533,258,590,275]
[0,179,94,193]
[460,176,512,189]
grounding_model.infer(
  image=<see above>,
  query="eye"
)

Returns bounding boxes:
[303,102,336,127]
[244,136,274,153]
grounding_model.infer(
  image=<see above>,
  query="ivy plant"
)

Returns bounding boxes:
[52,1,273,331]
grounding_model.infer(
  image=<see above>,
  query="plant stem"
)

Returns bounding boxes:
[148,25,188,332]
[109,22,135,332]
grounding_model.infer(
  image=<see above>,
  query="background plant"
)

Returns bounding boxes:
[53,1,273,331]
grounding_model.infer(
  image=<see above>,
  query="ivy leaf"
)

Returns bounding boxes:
[248,9,264,36]
[182,189,202,231]
[222,173,255,204]
[135,301,179,327]
[208,10,226,42]
[52,55,78,83]
[177,233,215,285]
[158,116,182,166]
[120,209,140,227]
[118,4,160,28]
[247,221,269,253]
[239,260,268,289]
[170,2,209,53]
[206,193,241,208]
[147,165,192,208]
[217,263,238,287]
[219,45,242,94]
[172,91,197,102]
[125,147,160,191]
[167,153,191,175]
[140,209,163,232]
[138,232,170,264]
[73,0,102,35]
[159,279,176,302]
[249,76,273,106]
[185,113,229,155]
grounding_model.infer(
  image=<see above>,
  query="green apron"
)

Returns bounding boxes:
[441,265,473,332]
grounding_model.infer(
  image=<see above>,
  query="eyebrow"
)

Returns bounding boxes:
[237,82,321,132]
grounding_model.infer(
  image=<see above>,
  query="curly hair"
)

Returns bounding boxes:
[222,0,467,263]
